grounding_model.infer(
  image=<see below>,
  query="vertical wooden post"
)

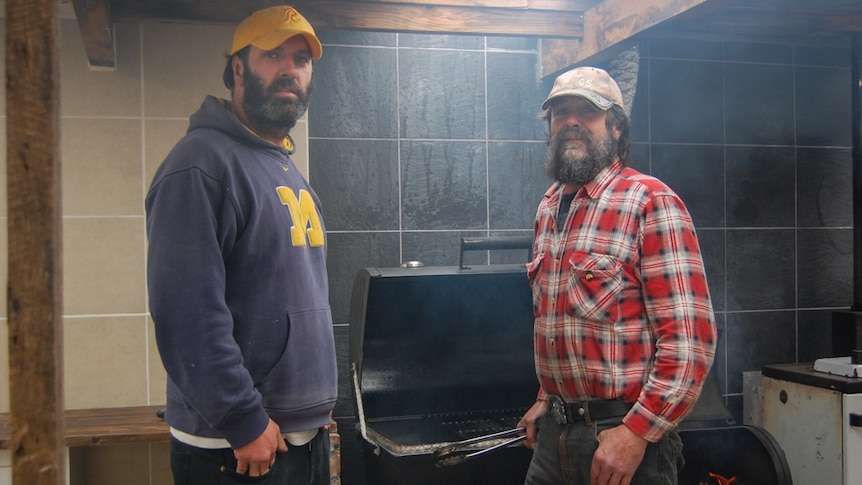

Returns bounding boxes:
[5,0,65,484]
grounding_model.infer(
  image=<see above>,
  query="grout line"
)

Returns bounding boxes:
[395,33,404,264]
[139,22,153,414]
[483,36,491,264]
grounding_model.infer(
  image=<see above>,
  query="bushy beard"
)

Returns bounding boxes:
[545,127,617,185]
[242,68,312,134]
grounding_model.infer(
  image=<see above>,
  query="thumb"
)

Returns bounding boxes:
[278,437,288,452]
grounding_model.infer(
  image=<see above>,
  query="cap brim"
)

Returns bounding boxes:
[247,31,323,59]
[541,89,614,111]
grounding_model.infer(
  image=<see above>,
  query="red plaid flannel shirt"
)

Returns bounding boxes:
[528,161,716,442]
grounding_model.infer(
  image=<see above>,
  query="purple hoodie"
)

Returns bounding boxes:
[146,96,337,449]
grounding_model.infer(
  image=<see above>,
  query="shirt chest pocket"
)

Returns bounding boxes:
[565,252,623,324]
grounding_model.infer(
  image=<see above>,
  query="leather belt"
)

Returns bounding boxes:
[548,395,633,425]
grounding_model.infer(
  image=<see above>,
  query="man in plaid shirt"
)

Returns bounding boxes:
[518,67,717,485]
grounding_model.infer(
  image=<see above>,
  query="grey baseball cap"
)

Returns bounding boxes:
[542,67,624,111]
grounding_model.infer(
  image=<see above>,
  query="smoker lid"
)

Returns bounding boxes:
[349,264,538,453]
[350,264,537,417]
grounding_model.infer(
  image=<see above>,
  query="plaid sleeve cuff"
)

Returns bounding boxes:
[537,388,550,402]
[622,401,676,443]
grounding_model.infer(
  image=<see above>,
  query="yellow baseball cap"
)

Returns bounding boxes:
[230,6,322,59]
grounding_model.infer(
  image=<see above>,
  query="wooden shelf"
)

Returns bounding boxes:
[0,405,169,449]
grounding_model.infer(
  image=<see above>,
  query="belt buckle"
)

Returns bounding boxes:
[550,397,567,425]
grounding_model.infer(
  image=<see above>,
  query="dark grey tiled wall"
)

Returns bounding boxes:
[308,31,854,484]
[631,37,853,423]
[309,31,550,483]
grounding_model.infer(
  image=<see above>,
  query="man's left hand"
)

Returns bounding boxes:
[590,424,648,485]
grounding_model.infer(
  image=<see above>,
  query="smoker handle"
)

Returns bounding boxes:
[459,235,533,269]
[351,363,373,444]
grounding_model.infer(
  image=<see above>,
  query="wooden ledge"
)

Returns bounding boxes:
[0,406,341,450]
[0,405,169,449]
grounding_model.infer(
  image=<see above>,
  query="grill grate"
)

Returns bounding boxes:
[443,415,523,440]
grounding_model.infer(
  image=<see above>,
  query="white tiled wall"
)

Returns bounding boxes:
[0,449,9,485]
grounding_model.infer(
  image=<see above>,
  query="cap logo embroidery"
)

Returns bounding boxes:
[576,77,594,88]
[282,8,302,25]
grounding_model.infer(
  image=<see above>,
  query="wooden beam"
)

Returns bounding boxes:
[579,0,711,62]
[71,0,115,70]
[540,35,641,78]
[352,0,532,7]
[666,0,862,35]
[111,0,586,38]
[527,0,599,8]
[350,0,601,8]
[5,0,65,483]
[542,0,724,76]
[540,38,582,78]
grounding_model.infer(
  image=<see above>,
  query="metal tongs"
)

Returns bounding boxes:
[434,427,526,467]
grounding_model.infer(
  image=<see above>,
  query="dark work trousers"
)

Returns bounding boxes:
[170,429,330,485]
[524,414,683,485]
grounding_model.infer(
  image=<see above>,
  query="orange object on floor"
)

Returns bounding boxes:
[709,471,738,485]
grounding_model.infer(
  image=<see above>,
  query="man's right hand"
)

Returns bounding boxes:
[517,399,548,449]
[234,418,288,476]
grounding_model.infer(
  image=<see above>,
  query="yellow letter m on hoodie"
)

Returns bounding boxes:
[276,187,324,247]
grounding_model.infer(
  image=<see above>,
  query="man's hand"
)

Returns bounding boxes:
[517,400,548,449]
[590,424,648,485]
[234,419,288,476]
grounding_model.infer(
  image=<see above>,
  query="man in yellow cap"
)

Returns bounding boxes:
[146,6,336,484]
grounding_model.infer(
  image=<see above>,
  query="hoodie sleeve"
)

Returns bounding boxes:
[145,159,270,449]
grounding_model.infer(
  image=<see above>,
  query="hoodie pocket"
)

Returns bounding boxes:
[257,308,337,413]
[564,252,623,324]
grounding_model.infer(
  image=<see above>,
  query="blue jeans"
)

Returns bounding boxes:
[170,430,330,485]
[524,414,683,485]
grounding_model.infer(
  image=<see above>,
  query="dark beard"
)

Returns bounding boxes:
[544,127,617,185]
[242,69,312,136]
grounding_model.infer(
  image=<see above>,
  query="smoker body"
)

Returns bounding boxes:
[674,362,793,485]
[349,264,537,484]
[677,425,792,485]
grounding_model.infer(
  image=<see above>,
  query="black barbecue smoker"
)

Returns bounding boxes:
[349,237,792,485]
[348,240,536,485]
